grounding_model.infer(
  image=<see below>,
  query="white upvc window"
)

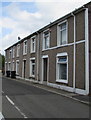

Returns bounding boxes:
[23,40,27,55]
[9,49,12,59]
[43,30,50,50]
[8,62,11,71]
[16,60,19,75]
[12,46,15,58]
[17,44,20,57]
[12,61,14,71]
[56,53,68,83]
[57,21,67,46]
[30,58,35,77]
[31,36,36,53]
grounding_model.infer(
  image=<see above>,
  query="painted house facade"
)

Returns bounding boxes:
[5,2,91,95]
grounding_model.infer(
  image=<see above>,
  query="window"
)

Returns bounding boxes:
[12,47,15,58]
[23,40,27,54]
[43,30,50,50]
[17,44,20,57]
[9,49,12,59]
[16,60,19,75]
[31,36,36,53]
[56,53,68,83]
[12,62,14,71]
[30,58,35,77]
[57,21,67,46]
[8,62,11,71]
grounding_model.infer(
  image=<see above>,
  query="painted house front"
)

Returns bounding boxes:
[5,2,91,95]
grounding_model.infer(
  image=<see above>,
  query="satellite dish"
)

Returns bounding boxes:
[18,36,21,40]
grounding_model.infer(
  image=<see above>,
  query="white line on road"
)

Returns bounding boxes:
[15,106,28,118]
[6,95,15,105]
[5,95,28,118]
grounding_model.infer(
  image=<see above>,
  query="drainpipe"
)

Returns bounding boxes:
[71,13,76,92]
[85,8,89,95]
[36,31,39,82]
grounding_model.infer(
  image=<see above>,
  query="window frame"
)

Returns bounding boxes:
[31,36,36,53]
[30,58,35,77]
[12,46,15,58]
[57,20,68,46]
[9,49,12,59]
[56,52,68,83]
[17,44,20,57]
[43,29,50,50]
[16,60,19,75]
[23,40,27,55]
[12,61,15,71]
[8,62,11,71]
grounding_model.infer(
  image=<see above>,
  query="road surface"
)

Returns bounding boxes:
[2,77,89,119]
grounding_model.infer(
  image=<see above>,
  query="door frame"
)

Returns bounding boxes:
[41,55,49,84]
[22,59,26,78]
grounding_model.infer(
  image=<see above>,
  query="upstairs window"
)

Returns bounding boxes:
[12,47,15,58]
[31,36,36,53]
[43,30,50,50]
[57,21,67,46]
[23,40,27,55]
[9,49,12,59]
[17,44,20,57]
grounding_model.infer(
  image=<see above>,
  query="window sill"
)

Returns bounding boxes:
[57,44,68,48]
[16,56,19,57]
[56,79,68,84]
[31,51,35,54]
[29,75,35,78]
[23,53,27,55]
[42,48,50,51]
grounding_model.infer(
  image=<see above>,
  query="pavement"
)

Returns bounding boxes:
[3,76,90,105]
[2,76,90,119]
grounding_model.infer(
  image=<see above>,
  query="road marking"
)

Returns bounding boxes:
[5,95,28,118]
[0,112,4,119]
[4,76,89,105]
[6,95,15,105]
[15,106,27,118]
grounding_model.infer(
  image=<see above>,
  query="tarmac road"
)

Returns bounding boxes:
[2,77,89,119]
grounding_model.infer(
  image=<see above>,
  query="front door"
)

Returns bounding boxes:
[23,60,26,78]
[43,58,48,82]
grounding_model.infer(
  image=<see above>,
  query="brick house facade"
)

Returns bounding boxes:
[5,2,91,95]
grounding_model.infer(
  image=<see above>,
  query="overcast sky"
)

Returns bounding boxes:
[0,0,91,55]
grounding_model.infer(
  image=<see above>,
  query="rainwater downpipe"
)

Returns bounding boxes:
[36,31,39,82]
[71,13,76,92]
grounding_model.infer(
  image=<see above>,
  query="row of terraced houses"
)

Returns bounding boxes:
[5,2,91,95]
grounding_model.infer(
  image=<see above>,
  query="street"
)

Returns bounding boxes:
[2,77,89,119]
